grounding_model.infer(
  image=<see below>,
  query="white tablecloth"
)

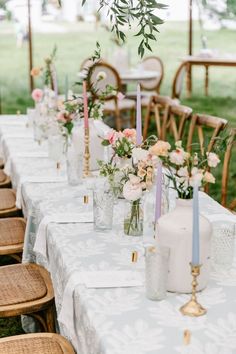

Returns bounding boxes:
[1,115,236,354]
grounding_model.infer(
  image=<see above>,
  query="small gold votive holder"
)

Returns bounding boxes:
[183,329,191,345]
[131,251,138,263]
[84,195,89,204]
[56,162,61,170]
[180,263,207,317]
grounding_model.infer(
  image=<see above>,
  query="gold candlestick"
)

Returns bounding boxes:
[56,162,61,170]
[83,127,91,178]
[180,264,207,317]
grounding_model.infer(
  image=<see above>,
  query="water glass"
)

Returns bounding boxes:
[145,244,170,301]
[211,221,235,271]
[26,108,36,128]
[93,189,114,231]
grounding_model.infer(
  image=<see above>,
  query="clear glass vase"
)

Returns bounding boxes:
[145,244,170,301]
[93,189,114,231]
[124,199,143,236]
[66,138,83,186]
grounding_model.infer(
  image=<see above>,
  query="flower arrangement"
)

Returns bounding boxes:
[150,140,221,199]
[31,46,57,89]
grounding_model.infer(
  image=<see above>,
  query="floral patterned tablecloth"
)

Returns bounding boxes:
[1,116,236,354]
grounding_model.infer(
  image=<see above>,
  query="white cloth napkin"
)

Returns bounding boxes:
[16,176,66,208]
[33,212,94,259]
[58,270,143,342]
[4,152,48,175]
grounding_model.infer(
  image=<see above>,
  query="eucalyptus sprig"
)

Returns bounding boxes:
[58,0,167,57]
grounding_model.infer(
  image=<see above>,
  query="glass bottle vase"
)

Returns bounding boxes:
[124,199,143,236]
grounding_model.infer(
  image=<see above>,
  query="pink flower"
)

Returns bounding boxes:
[169,148,186,166]
[189,167,203,187]
[203,171,215,184]
[31,88,43,102]
[123,128,136,139]
[206,152,220,168]
[56,112,67,123]
[106,130,117,144]
[117,92,125,100]
[123,179,143,201]
[149,140,171,157]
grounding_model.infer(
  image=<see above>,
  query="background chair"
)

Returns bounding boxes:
[0,189,21,218]
[187,113,228,154]
[172,61,188,100]
[0,333,76,354]
[165,104,192,142]
[87,61,135,130]
[0,170,11,188]
[143,95,178,140]
[221,128,236,210]
[0,263,55,332]
[0,158,4,169]
[0,217,25,262]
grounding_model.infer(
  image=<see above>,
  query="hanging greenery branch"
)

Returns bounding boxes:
[58,0,167,57]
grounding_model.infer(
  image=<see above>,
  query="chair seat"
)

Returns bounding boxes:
[0,158,4,169]
[104,98,135,112]
[0,170,7,183]
[0,217,25,247]
[0,189,16,210]
[0,263,48,306]
[0,333,75,354]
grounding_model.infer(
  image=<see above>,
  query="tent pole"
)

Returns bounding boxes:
[28,0,34,92]
[189,0,193,55]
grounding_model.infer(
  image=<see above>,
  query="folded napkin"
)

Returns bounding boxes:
[58,270,143,342]
[33,212,94,259]
[16,176,66,209]
[4,152,48,176]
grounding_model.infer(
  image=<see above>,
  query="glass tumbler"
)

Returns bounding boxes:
[93,189,114,231]
[211,221,235,271]
[145,245,170,301]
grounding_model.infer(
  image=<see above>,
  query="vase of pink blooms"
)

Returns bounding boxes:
[99,128,158,236]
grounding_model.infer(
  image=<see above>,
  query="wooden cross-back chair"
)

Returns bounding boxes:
[187,113,228,154]
[143,95,176,140]
[221,128,236,211]
[172,61,188,100]
[165,104,192,142]
[87,61,135,130]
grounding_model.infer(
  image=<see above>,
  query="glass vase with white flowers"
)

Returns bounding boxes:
[99,129,157,236]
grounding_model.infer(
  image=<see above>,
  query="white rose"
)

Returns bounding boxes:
[203,171,215,184]
[207,152,220,168]
[169,149,186,165]
[177,166,189,178]
[123,180,143,201]
[175,140,182,149]
[132,147,149,162]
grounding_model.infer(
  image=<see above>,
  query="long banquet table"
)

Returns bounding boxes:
[1,115,236,354]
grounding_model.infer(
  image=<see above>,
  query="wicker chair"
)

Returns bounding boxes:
[172,61,188,100]
[0,263,55,332]
[0,189,21,218]
[187,113,228,154]
[0,217,26,262]
[87,61,135,130]
[221,128,236,211]
[0,158,4,169]
[0,333,75,354]
[0,170,11,188]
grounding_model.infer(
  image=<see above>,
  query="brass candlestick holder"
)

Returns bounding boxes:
[83,127,91,178]
[180,263,207,317]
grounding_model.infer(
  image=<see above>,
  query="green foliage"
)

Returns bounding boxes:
[200,0,236,20]
[59,0,167,57]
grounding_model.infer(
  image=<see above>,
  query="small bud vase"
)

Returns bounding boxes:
[124,199,143,236]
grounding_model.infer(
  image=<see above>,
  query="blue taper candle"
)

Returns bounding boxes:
[192,183,200,265]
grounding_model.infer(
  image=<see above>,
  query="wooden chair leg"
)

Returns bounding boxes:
[115,108,122,131]
[44,304,56,333]
[143,102,152,140]
[130,108,135,128]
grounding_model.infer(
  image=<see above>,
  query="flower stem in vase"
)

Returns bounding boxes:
[124,199,143,236]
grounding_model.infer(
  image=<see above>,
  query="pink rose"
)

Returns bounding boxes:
[56,112,67,123]
[117,92,125,100]
[169,148,186,166]
[123,128,136,139]
[106,130,117,144]
[31,88,43,102]
[149,140,171,157]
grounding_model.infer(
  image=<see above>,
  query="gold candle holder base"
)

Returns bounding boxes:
[83,127,91,178]
[180,264,207,317]
[56,162,61,170]
[83,195,89,204]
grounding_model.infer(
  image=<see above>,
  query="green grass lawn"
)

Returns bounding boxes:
[0,19,235,336]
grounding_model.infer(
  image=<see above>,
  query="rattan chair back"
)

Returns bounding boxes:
[172,61,187,99]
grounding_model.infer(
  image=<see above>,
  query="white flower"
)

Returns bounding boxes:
[96,71,107,81]
[177,166,189,178]
[123,180,143,201]
[169,149,186,166]
[203,171,215,184]
[189,167,203,187]
[207,152,220,168]
[175,140,182,148]
[132,148,149,162]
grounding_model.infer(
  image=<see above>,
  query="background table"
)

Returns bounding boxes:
[1,115,236,354]
[182,55,236,96]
